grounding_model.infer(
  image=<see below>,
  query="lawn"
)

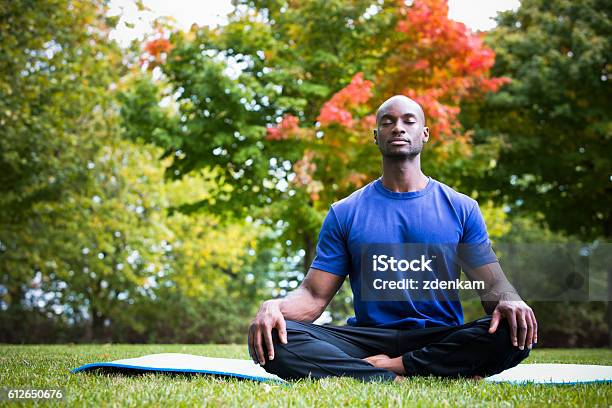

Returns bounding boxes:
[1,345,611,407]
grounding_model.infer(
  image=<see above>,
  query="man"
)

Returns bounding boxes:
[248,95,537,382]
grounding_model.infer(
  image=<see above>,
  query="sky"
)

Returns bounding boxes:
[108,0,520,47]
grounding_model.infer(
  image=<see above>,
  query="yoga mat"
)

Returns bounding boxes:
[73,353,612,385]
[484,363,612,385]
[72,353,285,384]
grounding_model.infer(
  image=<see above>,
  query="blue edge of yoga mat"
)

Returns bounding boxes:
[72,363,287,385]
[72,357,612,386]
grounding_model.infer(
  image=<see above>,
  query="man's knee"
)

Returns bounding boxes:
[259,321,307,378]
[260,330,286,370]
[471,317,529,351]
[490,320,531,351]
[482,319,531,374]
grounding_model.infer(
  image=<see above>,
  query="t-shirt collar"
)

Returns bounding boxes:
[373,176,435,199]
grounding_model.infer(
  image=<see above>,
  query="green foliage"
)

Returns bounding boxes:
[117,1,396,278]
[462,0,612,239]
[0,136,268,342]
[1,0,608,347]
[0,0,124,334]
[497,216,608,347]
[460,0,612,344]
[0,0,121,220]
[0,1,268,343]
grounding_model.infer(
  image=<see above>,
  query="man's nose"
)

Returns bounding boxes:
[392,121,406,135]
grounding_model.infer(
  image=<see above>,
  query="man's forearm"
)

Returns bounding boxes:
[266,287,327,323]
[259,268,343,323]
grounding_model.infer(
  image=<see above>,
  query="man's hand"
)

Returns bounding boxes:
[248,300,288,365]
[363,354,406,375]
[489,300,538,350]
[247,269,344,365]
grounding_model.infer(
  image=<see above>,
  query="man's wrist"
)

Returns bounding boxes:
[481,290,523,314]
[499,291,522,302]
[263,299,282,311]
[482,290,522,303]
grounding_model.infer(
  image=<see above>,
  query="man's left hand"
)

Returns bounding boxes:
[489,300,537,350]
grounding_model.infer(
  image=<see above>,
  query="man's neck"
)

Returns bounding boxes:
[381,156,429,193]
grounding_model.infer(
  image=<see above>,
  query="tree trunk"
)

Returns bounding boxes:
[85,306,105,342]
[608,267,612,347]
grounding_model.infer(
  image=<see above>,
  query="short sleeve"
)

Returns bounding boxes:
[310,206,350,277]
[458,202,498,268]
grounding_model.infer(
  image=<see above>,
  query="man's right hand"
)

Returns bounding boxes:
[248,300,288,365]
[247,268,343,365]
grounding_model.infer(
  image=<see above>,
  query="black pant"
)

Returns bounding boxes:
[259,316,530,382]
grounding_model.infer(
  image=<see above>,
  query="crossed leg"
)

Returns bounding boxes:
[258,316,530,382]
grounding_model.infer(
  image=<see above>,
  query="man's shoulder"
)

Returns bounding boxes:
[433,178,478,210]
[330,179,377,212]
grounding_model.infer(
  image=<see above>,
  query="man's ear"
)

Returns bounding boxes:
[422,127,430,143]
[373,129,378,144]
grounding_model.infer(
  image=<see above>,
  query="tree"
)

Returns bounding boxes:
[462,0,611,239]
[0,135,268,342]
[0,0,122,219]
[0,0,267,342]
[121,0,509,281]
[458,0,611,347]
[0,0,122,330]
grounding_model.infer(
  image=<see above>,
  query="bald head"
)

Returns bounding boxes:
[376,95,426,127]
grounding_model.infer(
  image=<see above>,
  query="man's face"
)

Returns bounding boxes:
[374,98,429,159]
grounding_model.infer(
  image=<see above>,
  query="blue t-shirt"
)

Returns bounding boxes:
[310,176,497,329]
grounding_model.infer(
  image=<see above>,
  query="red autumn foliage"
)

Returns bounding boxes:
[144,38,172,58]
[358,114,376,130]
[141,37,173,70]
[383,0,510,139]
[265,114,300,141]
[313,1,508,140]
[291,150,325,201]
[266,0,509,203]
[292,150,317,186]
[317,73,374,127]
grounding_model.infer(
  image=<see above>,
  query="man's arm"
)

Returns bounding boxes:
[248,268,345,365]
[363,261,538,377]
[465,261,538,350]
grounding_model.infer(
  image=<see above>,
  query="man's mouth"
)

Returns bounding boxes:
[389,139,409,146]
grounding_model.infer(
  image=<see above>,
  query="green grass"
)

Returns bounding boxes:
[0,345,611,407]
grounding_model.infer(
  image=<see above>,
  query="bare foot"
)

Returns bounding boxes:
[363,354,407,376]
[363,354,391,366]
